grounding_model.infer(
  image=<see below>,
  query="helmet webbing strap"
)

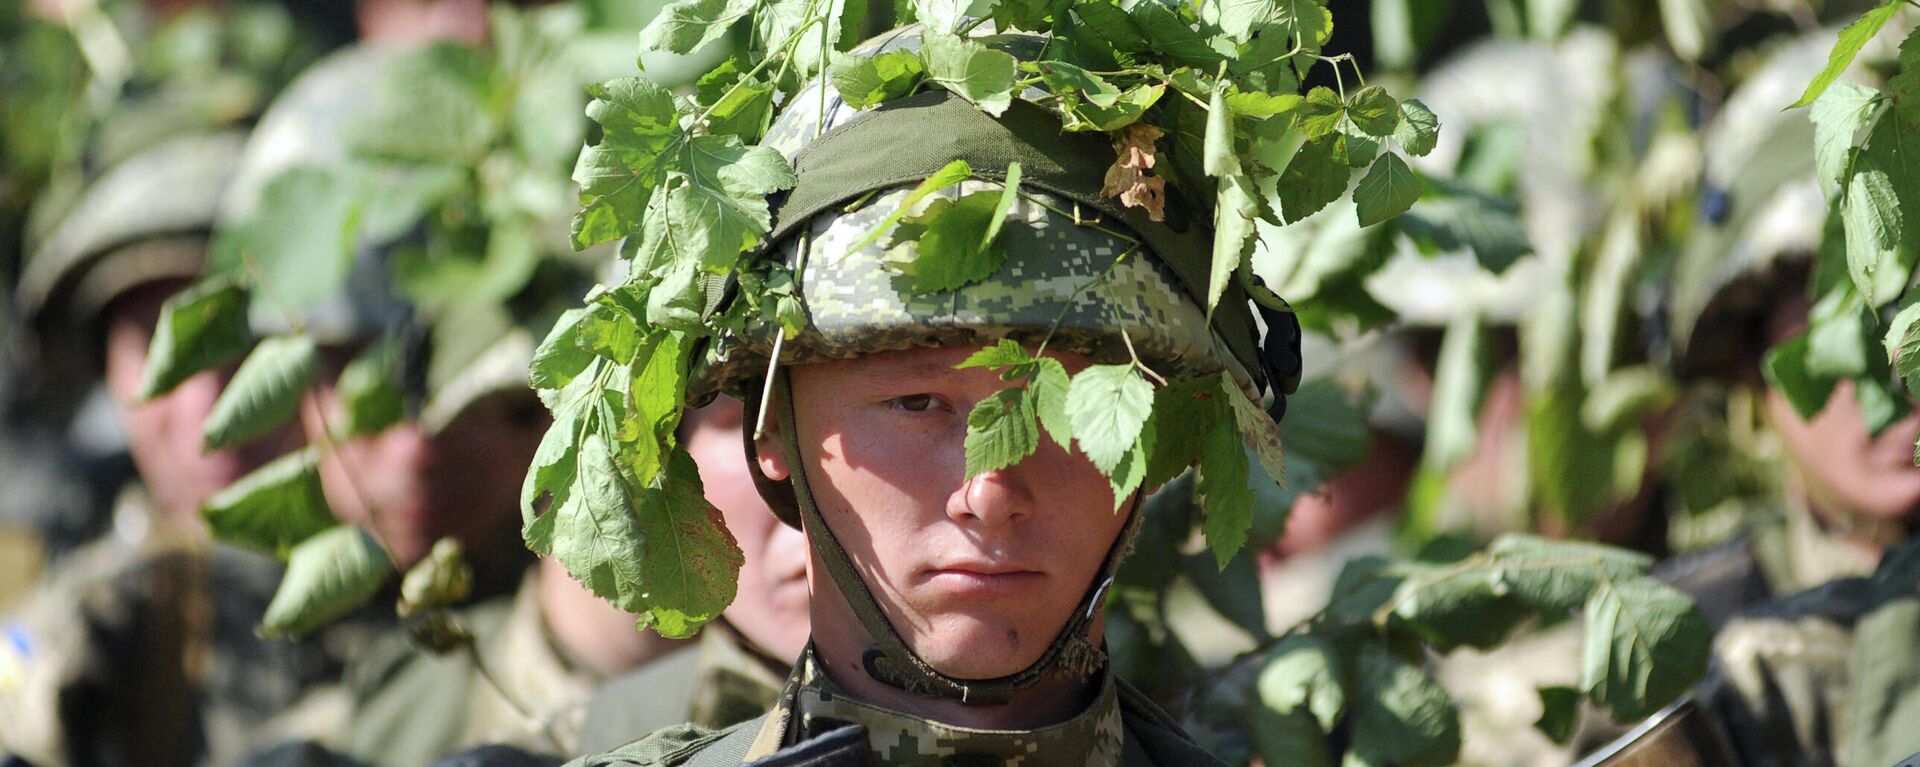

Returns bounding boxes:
[768,368,1143,706]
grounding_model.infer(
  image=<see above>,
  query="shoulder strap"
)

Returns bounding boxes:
[681,714,771,767]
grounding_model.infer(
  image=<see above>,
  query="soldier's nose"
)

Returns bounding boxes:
[950,470,1033,527]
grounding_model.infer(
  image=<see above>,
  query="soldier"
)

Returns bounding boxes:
[1650,25,1920,767]
[572,396,810,753]
[551,22,1304,763]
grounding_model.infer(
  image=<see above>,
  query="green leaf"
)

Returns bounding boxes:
[1534,686,1581,745]
[1205,85,1235,178]
[1394,98,1440,157]
[913,0,968,34]
[1388,561,1530,650]
[831,50,926,109]
[1354,153,1421,227]
[921,32,1019,117]
[202,448,335,558]
[1141,377,1221,491]
[397,538,472,617]
[1422,313,1488,469]
[1347,85,1400,137]
[1805,291,1871,379]
[262,526,390,638]
[1275,134,1347,223]
[957,338,1037,373]
[1073,0,1151,54]
[1885,301,1920,398]
[1105,428,1151,510]
[620,332,690,487]
[530,308,597,390]
[884,192,1011,293]
[631,450,744,638]
[139,275,251,400]
[202,334,317,451]
[965,387,1040,478]
[336,343,403,436]
[572,78,682,250]
[1789,1,1902,109]
[1581,578,1712,720]
[1211,168,1259,313]
[222,168,358,314]
[1486,534,1653,613]
[983,163,1023,251]
[1398,184,1532,273]
[580,303,643,365]
[1199,402,1253,569]
[1217,0,1276,41]
[631,137,796,277]
[1225,90,1303,119]
[847,159,972,255]
[1274,0,1333,50]
[1221,374,1287,486]
[522,370,602,552]
[1259,636,1347,731]
[1350,643,1461,767]
[1811,83,1881,191]
[697,67,776,144]
[1066,364,1156,476]
[1841,161,1904,303]
[1763,333,1840,421]
[1032,357,1074,451]
[1295,86,1346,139]
[1127,1,1225,68]
[1334,129,1381,169]
[1066,83,1164,131]
[640,0,755,54]
[1030,60,1122,108]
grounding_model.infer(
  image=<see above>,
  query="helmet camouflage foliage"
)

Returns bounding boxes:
[694,30,1261,400]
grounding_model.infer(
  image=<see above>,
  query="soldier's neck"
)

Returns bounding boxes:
[808,624,1102,730]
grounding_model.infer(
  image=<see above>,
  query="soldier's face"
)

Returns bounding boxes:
[103,280,299,526]
[683,397,810,662]
[761,346,1132,681]
[1764,381,1920,532]
[1763,296,1920,537]
[300,385,544,568]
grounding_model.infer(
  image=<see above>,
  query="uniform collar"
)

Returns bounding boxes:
[759,645,1126,766]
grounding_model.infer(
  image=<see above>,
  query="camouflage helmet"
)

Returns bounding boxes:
[1667,32,1834,381]
[219,44,592,432]
[696,27,1285,406]
[16,131,244,338]
[699,25,1298,708]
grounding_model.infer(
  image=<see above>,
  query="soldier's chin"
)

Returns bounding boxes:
[909,614,1056,681]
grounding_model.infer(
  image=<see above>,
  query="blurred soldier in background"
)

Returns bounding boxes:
[205,1,803,764]
[0,4,352,766]
[1660,24,1920,766]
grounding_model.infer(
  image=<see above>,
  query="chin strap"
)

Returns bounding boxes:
[762,368,1142,706]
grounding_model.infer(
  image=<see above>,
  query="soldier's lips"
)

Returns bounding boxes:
[921,565,1046,597]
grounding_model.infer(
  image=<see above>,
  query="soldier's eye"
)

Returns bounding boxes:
[891,394,937,412]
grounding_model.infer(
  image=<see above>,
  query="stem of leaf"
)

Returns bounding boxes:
[464,636,564,751]
[302,392,403,575]
[1116,319,1169,386]
[1016,192,1140,245]
[1035,244,1139,360]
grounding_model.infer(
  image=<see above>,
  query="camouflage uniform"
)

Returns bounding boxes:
[573,624,789,755]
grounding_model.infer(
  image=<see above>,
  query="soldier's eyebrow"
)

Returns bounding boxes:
[863,358,969,387]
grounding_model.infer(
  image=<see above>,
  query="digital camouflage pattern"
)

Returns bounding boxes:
[569,648,1226,767]
[700,177,1243,398]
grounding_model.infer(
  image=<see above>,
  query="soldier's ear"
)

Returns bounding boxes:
[752,409,791,482]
